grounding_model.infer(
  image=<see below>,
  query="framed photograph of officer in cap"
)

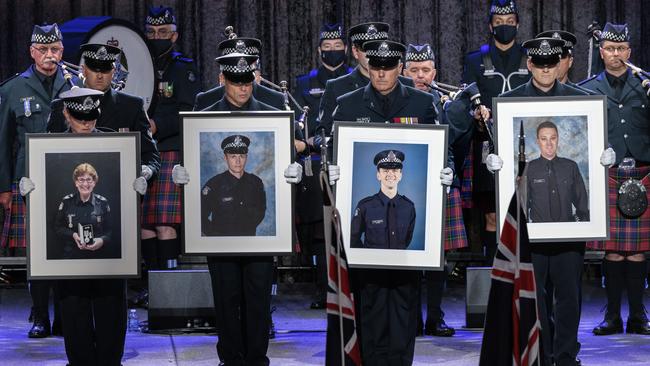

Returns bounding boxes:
[180,111,294,255]
[25,133,141,279]
[494,95,610,242]
[334,122,448,270]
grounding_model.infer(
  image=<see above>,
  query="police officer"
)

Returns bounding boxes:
[194,37,286,111]
[201,135,266,236]
[293,23,352,309]
[526,121,589,223]
[0,23,74,338]
[580,23,650,336]
[486,37,614,366]
[403,43,473,336]
[141,6,201,270]
[462,0,530,263]
[47,43,160,182]
[316,22,414,145]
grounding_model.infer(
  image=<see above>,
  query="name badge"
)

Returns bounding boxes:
[371,219,384,225]
[222,197,233,202]
[533,179,546,184]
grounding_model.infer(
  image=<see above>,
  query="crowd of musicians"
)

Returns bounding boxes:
[1,0,649,365]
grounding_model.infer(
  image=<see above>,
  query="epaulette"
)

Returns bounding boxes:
[358,195,376,206]
[0,73,20,88]
[63,193,74,200]
[173,53,194,63]
[94,193,108,201]
[577,74,597,86]
[400,194,415,206]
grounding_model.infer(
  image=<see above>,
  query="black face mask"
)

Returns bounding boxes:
[148,39,173,58]
[492,25,518,44]
[321,50,346,68]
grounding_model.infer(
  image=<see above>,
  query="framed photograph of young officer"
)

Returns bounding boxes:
[334,122,448,270]
[494,95,609,242]
[26,133,141,279]
[181,111,294,255]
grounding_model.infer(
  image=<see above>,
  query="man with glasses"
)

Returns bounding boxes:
[581,22,650,337]
[141,6,201,274]
[0,23,75,338]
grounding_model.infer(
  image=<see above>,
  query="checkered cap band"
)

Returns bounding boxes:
[31,33,61,44]
[321,30,342,40]
[527,46,563,56]
[366,49,402,58]
[82,48,119,62]
[224,136,248,150]
[600,30,628,43]
[221,46,260,56]
[490,2,517,15]
[220,58,256,73]
[406,50,433,62]
[377,151,402,165]
[350,31,388,42]
[64,97,100,113]
[146,9,175,26]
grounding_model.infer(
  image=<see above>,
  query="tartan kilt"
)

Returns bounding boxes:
[461,142,474,209]
[6,182,26,249]
[444,187,468,250]
[587,165,650,252]
[141,150,182,225]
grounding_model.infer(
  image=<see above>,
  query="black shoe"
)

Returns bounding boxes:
[129,290,149,309]
[627,312,650,334]
[424,319,455,337]
[593,316,623,335]
[310,300,325,310]
[28,321,51,338]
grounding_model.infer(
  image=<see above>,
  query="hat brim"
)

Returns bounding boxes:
[68,108,100,121]
[84,58,114,72]
[223,71,255,84]
[223,147,249,154]
[368,58,400,69]
[377,162,403,170]
[530,55,560,67]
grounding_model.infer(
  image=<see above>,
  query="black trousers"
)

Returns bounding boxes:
[297,222,326,302]
[356,269,419,366]
[57,279,127,366]
[208,256,273,366]
[30,279,60,323]
[532,250,583,366]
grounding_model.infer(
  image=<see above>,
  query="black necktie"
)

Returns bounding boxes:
[381,94,391,117]
[387,200,398,248]
[43,76,54,98]
[547,160,561,221]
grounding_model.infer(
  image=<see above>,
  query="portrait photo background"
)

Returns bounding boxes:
[351,141,428,251]
[44,152,122,260]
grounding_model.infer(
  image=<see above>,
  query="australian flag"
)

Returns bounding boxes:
[479,184,543,366]
[321,171,361,366]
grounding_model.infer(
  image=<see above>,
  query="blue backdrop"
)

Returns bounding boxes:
[199,131,276,236]
[351,142,429,250]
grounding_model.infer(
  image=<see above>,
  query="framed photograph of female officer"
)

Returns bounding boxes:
[180,111,294,255]
[334,122,448,270]
[26,133,141,279]
[494,95,609,242]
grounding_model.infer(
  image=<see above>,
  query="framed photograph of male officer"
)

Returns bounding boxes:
[334,122,447,270]
[494,96,609,242]
[25,133,141,279]
[181,111,294,255]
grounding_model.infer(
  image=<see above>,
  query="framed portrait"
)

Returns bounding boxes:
[334,122,448,270]
[26,133,141,279]
[494,95,609,242]
[181,111,294,255]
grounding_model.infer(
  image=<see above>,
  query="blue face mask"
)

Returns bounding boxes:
[492,24,518,44]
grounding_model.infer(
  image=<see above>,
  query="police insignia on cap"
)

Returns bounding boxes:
[97,46,108,60]
[367,24,377,36]
[165,10,171,18]
[234,135,243,145]
[378,42,390,57]
[236,57,248,71]
[235,40,246,52]
[540,40,551,53]
[552,32,560,39]
[387,151,397,161]
[83,97,94,109]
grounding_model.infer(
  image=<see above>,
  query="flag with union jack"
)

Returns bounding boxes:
[321,171,362,366]
[479,184,543,366]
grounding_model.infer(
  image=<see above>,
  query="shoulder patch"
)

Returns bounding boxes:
[400,195,415,205]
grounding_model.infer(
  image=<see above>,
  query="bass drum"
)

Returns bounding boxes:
[60,16,155,110]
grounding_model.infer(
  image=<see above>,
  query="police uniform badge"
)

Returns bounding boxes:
[235,40,246,53]
[21,96,34,117]
[160,81,174,98]
[367,24,377,36]
[617,178,648,218]
[187,70,196,82]
[378,42,390,57]
[540,40,551,53]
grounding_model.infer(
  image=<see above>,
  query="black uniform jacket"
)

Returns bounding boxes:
[194,82,286,111]
[580,70,650,164]
[148,52,201,152]
[350,191,416,249]
[201,171,266,236]
[48,88,161,176]
[526,156,589,222]
[316,66,415,137]
[0,65,74,191]
[55,192,112,259]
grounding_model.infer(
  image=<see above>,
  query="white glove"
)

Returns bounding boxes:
[19,177,35,196]
[172,164,190,185]
[283,162,303,184]
[600,147,616,168]
[133,176,148,195]
[485,154,503,172]
[328,165,340,186]
[440,167,454,186]
[141,165,153,181]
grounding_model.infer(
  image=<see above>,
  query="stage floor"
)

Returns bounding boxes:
[1,279,649,365]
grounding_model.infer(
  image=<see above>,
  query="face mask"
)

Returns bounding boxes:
[492,25,517,44]
[148,39,173,57]
[321,50,346,68]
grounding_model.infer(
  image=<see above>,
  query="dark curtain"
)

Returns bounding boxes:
[2,0,650,90]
